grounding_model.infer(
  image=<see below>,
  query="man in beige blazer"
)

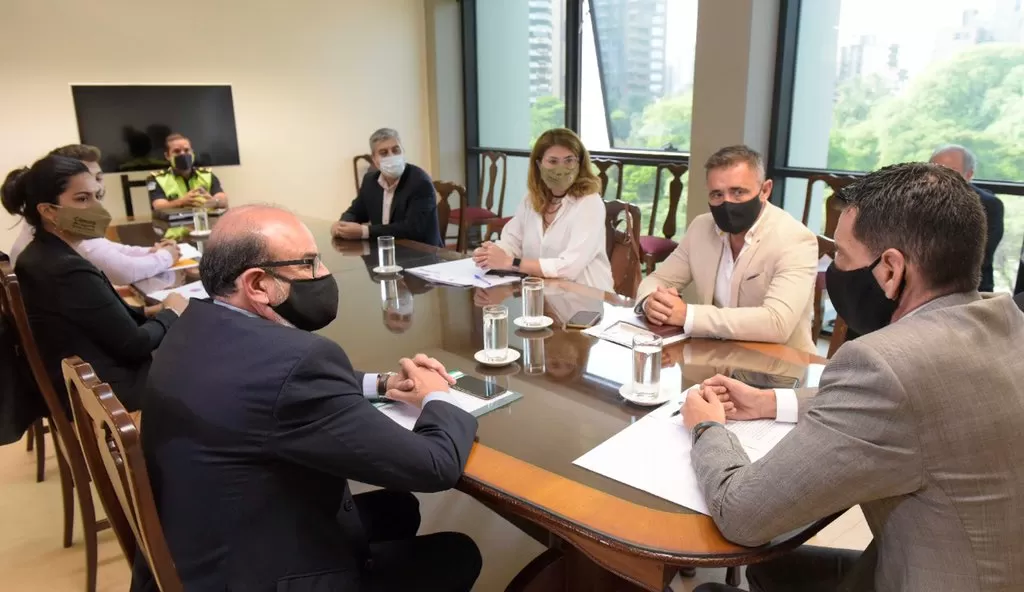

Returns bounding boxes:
[687,163,1024,592]
[636,145,818,354]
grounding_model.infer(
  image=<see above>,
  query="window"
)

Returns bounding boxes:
[774,0,1024,293]
[582,0,698,152]
[476,0,566,148]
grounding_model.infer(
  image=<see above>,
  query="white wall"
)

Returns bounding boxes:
[0,0,433,250]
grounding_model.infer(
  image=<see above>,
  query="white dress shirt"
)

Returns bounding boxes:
[681,211,766,333]
[8,223,173,284]
[360,174,400,239]
[495,193,614,291]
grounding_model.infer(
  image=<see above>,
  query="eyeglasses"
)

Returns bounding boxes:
[541,156,579,167]
[258,255,323,279]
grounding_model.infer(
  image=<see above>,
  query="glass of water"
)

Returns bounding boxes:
[192,208,210,233]
[377,235,398,273]
[632,333,663,400]
[523,337,546,375]
[521,277,545,326]
[483,305,509,362]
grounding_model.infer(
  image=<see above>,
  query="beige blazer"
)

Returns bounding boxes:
[693,292,1024,592]
[636,204,818,354]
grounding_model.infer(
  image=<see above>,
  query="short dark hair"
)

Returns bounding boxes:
[704,145,766,180]
[49,144,102,163]
[837,162,986,293]
[164,133,189,150]
[1,156,89,228]
[199,230,270,297]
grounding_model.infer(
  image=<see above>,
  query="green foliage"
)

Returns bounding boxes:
[529,96,566,143]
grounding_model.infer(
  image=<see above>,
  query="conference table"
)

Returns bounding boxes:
[112,215,834,592]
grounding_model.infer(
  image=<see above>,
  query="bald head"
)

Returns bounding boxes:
[930,145,977,181]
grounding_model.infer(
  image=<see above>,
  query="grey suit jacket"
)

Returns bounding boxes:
[693,292,1024,592]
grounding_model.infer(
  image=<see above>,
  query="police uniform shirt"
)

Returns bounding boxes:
[147,169,224,205]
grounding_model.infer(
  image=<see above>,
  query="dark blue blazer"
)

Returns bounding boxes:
[131,300,477,592]
[973,184,1004,292]
[341,163,443,247]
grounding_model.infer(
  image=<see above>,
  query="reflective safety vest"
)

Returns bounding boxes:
[151,168,214,201]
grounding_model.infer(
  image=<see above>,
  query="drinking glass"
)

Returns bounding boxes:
[483,305,509,362]
[521,277,545,326]
[632,334,663,400]
[192,208,210,233]
[380,278,400,307]
[523,337,546,375]
[377,236,398,272]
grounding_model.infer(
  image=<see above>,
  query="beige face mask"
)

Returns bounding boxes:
[53,203,112,239]
[539,164,578,194]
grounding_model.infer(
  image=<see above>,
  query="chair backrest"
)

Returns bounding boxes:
[63,357,183,592]
[434,181,470,253]
[352,154,375,193]
[812,235,835,341]
[591,158,624,201]
[0,261,83,475]
[828,317,849,358]
[649,163,689,239]
[478,151,508,216]
[605,200,643,298]
[802,174,857,238]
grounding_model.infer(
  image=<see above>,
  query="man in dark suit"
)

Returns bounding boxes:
[133,205,481,592]
[332,128,443,247]
[930,144,1004,291]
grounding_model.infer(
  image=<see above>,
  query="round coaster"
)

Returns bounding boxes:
[474,348,521,367]
[513,316,554,331]
[618,383,677,407]
[372,266,404,276]
[189,229,212,237]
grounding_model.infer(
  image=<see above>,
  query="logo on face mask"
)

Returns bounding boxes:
[54,204,112,239]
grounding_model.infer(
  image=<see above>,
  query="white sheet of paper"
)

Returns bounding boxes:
[148,280,209,303]
[583,306,688,348]
[573,386,795,515]
[405,258,520,288]
[177,243,202,260]
[804,363,826,388]
[376,387,521,430]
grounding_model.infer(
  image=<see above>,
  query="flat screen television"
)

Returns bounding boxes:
[71,84,240,173]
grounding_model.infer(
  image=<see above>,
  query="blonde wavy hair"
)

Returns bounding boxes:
[527,128,602,213]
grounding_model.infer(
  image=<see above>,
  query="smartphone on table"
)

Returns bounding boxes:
[451,375,508,400]
[730,369,800,389]
[565,310,602,330]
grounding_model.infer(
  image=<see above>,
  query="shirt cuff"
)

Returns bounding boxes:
[361,224,370,239]
[774,389,799,423]
[538,258,560,278]
[362,373,378,398]
[683,304,695,334]
[423,391,458,407]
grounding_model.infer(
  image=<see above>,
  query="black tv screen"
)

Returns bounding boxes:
[71,85,240,173]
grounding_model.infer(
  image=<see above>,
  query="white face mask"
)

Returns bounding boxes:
[379,154,406,179]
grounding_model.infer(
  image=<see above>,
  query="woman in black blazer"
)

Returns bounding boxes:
[2,155,186,411]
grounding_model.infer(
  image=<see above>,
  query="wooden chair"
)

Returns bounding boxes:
[640,163,689,274]
[592,158,624,201]
[605,199,643,298]
[352,154,375,193]
[801,174,857,238]
[434,181,470,253]
[0,262,109,592]
[64,357,183,592]
[828,317,849,358]
[812,235,836,341]
[450,151,508,243]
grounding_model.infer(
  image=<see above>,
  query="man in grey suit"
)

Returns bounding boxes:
[686,163,1024,592]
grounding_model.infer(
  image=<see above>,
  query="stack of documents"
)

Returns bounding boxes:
[149,280,209,302]
[583,306,688,348]
[573,387,795,515]
[374,372,522,429]
[406,258,520,288]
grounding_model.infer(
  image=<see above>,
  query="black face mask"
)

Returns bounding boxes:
[271,274,339,331]
[172,153,194,171]
[710,195,764,234]
[825,256,901,336]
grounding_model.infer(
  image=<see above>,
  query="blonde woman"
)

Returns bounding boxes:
[472,128,613,291]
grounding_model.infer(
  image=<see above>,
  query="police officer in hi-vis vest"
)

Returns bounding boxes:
[147,133,229,211]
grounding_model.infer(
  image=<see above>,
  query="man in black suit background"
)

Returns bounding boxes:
[332,128,443,247]
[133,205,481,592]
[930,144,1005,291]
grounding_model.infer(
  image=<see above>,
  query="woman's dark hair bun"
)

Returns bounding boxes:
[1,167,31,216]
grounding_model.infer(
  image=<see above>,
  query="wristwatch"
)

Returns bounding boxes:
[377,372,397,397]
[512,257,522,269]
[691,421,722,445]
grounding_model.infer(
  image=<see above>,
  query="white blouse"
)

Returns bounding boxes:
[496,192,613,291]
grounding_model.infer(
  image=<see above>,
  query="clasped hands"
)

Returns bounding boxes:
[383,354,457,408]
[643,286,687,326]
[331,221,365,240]
[472,242,512,271]
[681,374,778,430]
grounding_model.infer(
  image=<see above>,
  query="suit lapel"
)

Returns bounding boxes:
[698,224,722,305]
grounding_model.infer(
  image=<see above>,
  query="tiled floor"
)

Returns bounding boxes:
[0,429,869,592]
